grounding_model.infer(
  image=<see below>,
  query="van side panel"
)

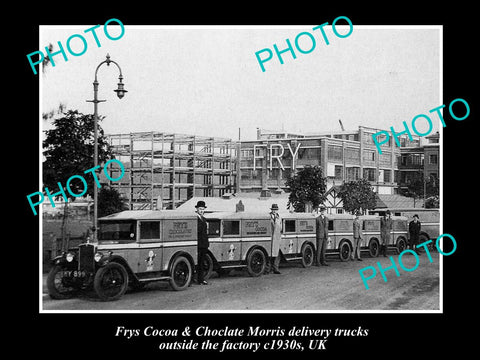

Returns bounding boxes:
[241,219,272,258]
[162,219,198,270]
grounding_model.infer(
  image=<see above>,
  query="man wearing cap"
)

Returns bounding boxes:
[380,210,393,257]
[352,211,363,261]
[409,214,422,255]
[315,206,329,266]
[267,203,282,274]
[195,200,210,285]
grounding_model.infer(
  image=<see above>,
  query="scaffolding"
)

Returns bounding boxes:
[104,132,237,210]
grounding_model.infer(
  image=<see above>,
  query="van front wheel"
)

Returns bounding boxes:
[246,249,266,277]
[369,239,380,257]
[339,241,351,262]
[301,243,314,268]
[169,256,192,291]
[93,262,128,301]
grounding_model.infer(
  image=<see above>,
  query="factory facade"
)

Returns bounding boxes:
[100,125,437,211]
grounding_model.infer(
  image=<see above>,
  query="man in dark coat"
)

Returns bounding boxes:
[352,211,363,261]
[315,206,329,266]
[409,214,422,255]
[195,200,210,285]
[380,210,392,257]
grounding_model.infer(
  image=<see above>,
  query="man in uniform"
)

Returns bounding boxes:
[195,200,210,285]
[267,203,282,274]
[409,214,422,255]
[380,210,393,257]
[315,206,329,266]
[352,211,363,261]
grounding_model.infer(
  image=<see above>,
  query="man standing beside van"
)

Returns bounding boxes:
[409,214,422,255]
[315,206,329,266]
[380,210,393,257]
[352,211,363,261]
[195,200,209,285]
[267,203,282,274]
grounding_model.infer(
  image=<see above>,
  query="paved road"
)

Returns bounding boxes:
[42,250,440,311]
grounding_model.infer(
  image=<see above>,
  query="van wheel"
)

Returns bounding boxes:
[301,243,314,268]
[369,239,380,257]
[94,262,128,301]
[339,241,351,262]
[202,252,214,280]
[169,256,192,291]
[246,248,266,277]
[419,233,435,252]
[396,238,407,254]
[47,265,78,300]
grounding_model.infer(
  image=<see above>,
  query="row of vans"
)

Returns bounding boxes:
[47,209,439,301]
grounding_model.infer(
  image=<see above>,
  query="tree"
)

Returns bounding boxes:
[42,43,53,74]
[425,195,440,209]
[338,178,377,214]
[285,165,327,212]
[98,187,129,217]
[43,110,112,250]
[399,171,439,207]
[42,102,66,121]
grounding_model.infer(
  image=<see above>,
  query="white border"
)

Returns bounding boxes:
[39,25,443,314]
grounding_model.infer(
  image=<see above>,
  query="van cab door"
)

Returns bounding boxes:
[282,219,298,255]
[137,221,163,273]
[221,220,242,261]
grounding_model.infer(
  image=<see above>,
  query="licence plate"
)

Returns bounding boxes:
[63,270,86,278]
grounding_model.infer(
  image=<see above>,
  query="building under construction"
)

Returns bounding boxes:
[104,132,238,210]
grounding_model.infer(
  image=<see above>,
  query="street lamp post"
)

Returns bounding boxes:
[87,54,127,242]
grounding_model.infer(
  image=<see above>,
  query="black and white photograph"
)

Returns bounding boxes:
[38,24,442,312]
[18,6,476,357]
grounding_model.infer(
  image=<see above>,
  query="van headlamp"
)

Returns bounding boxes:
[94,252,103,262]
[66,253,75,262]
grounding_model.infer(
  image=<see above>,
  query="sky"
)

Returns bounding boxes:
[40,24,441,142]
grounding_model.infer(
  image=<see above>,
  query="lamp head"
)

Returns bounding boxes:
[114,75,127,99]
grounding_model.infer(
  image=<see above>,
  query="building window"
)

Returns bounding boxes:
[298,147,321,159]
[327,145,343,161]
[346,167,360,181]
[364,133,374,144]
[363,168,376,182]
[268,168,281,180]
[334,165,343,180]
[379,153,391,166]
[363,150,375,162]
[241,169,260,180]
[254,147,264,157]
[344,148,360,162]
[429,154,438,164]
[241,149,253,158]
[384,169,391,183]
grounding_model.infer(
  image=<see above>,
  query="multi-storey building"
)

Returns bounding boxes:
[102,127,438,211]
[237,126,412,196]
[104,132,237,210]
[397,131,440,190]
